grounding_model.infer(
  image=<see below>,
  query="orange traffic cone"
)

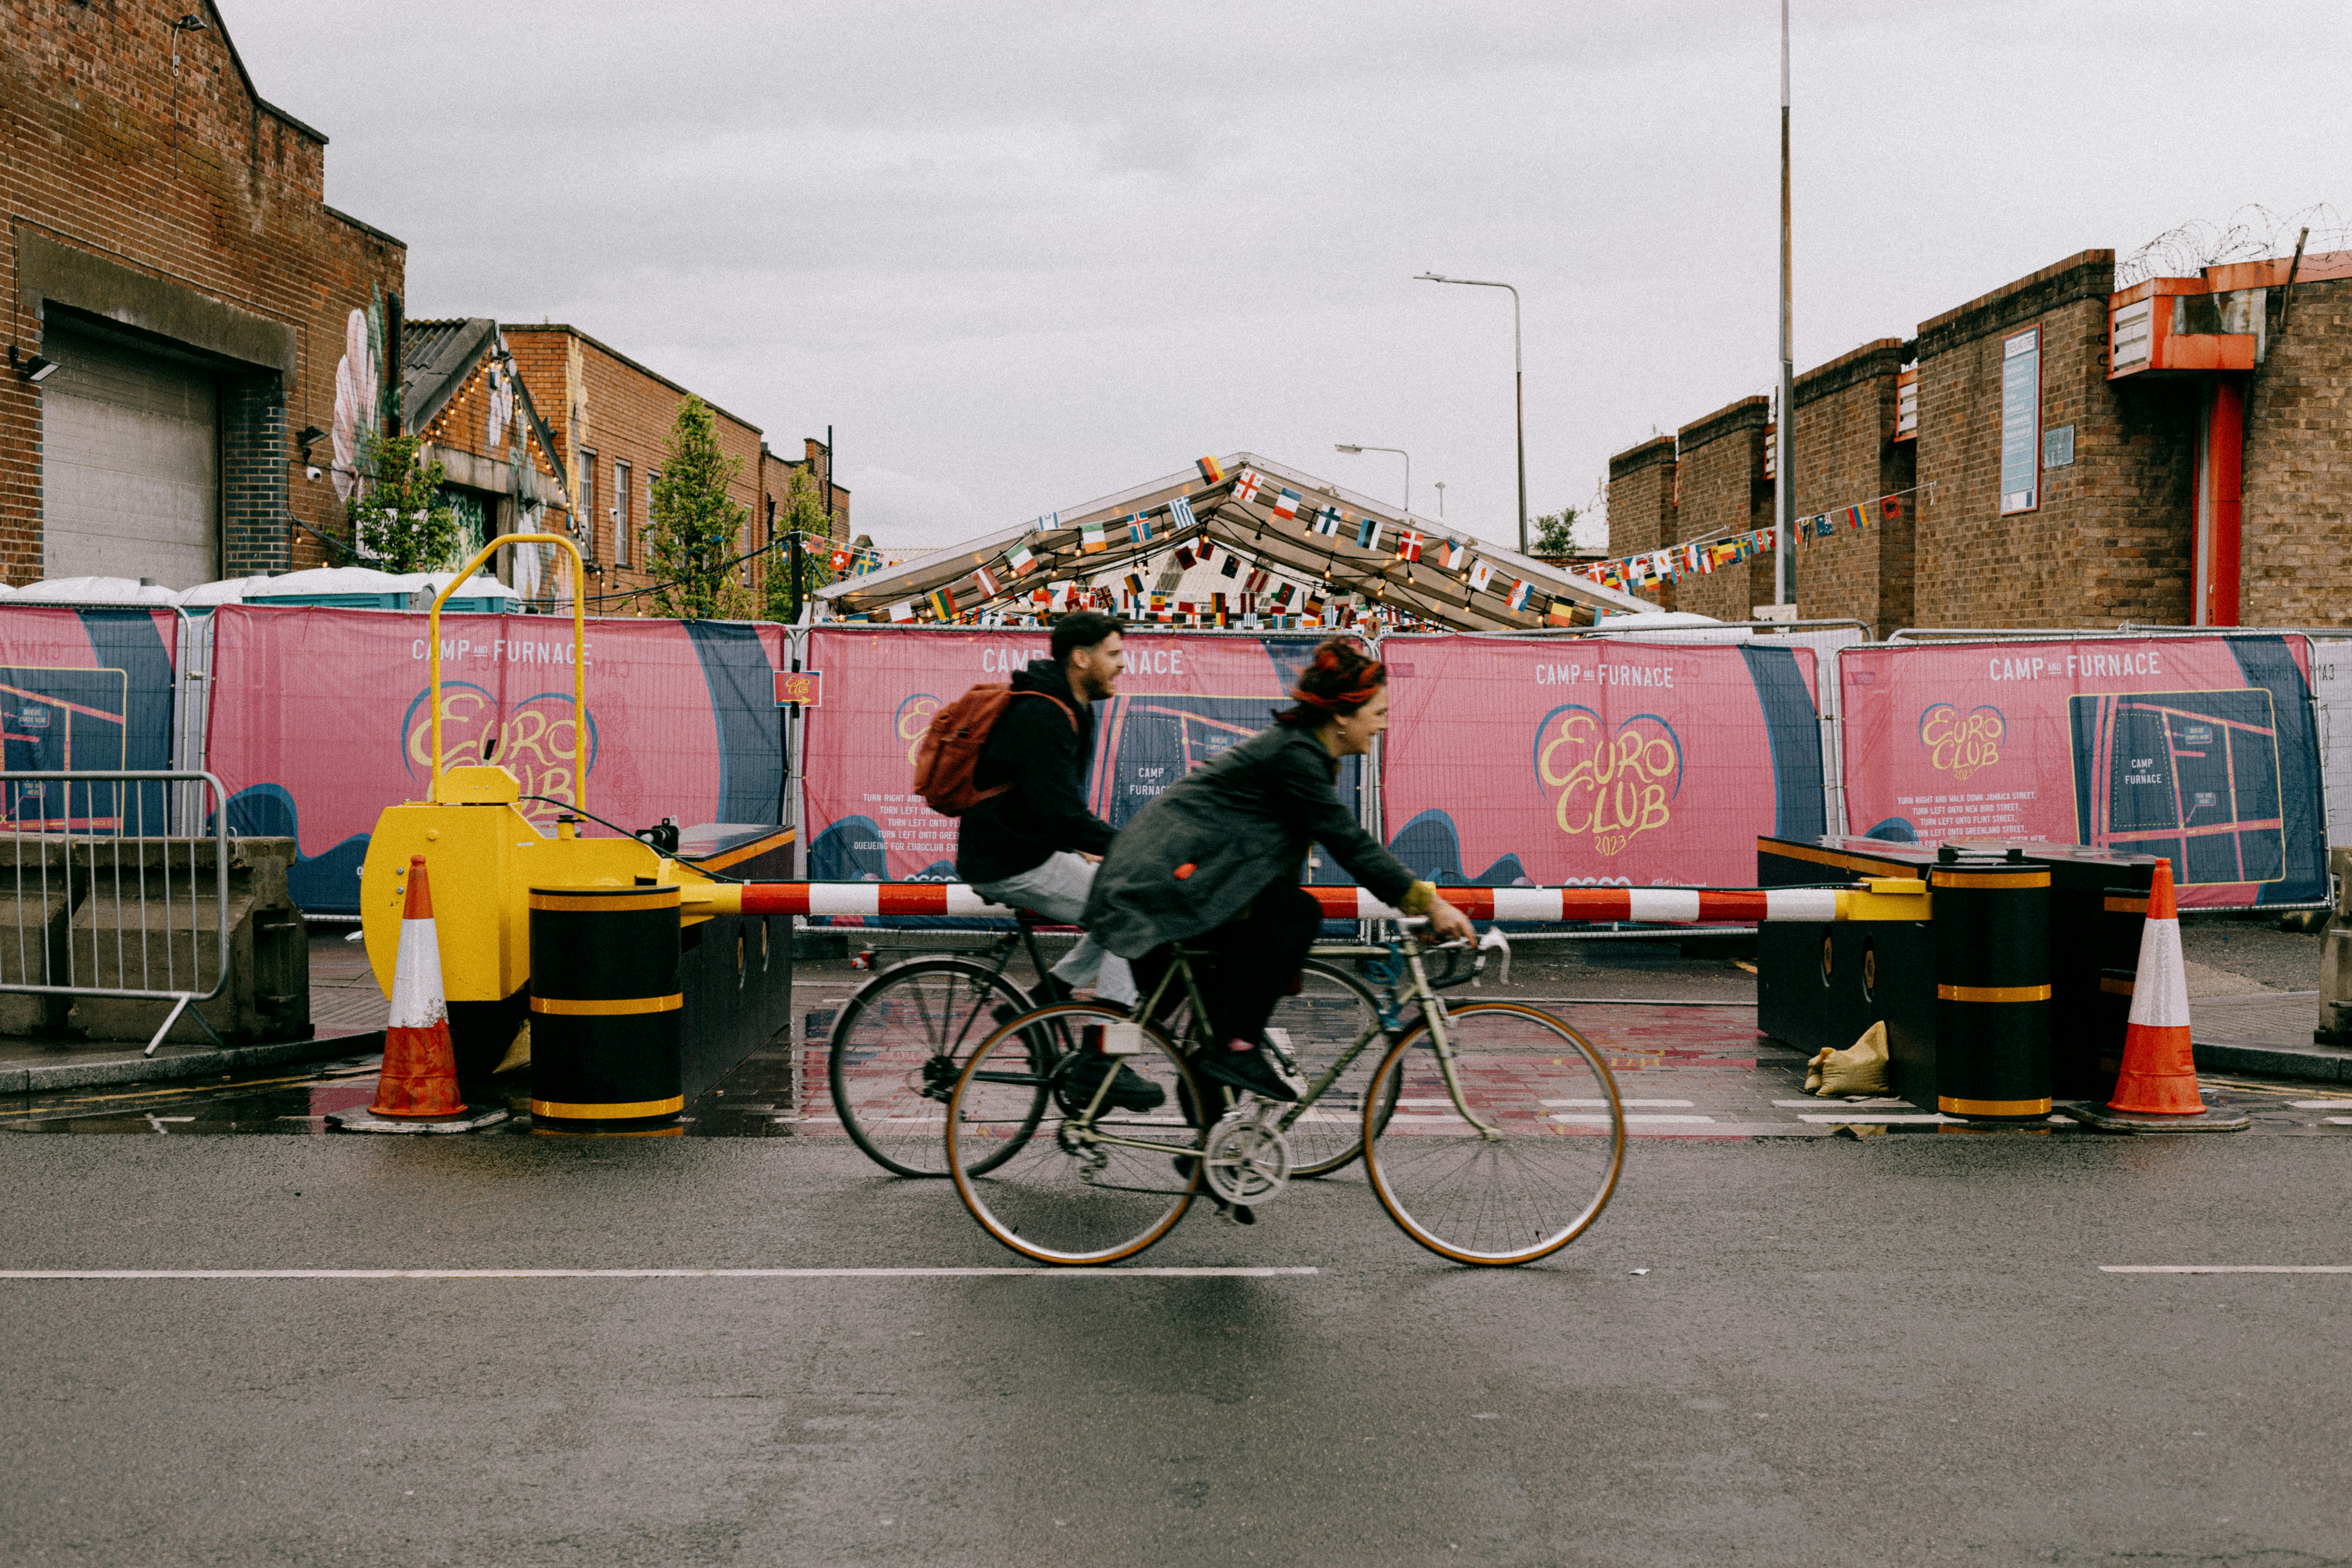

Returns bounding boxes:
[368,855,465,1119]
[2108,858,2203,1116]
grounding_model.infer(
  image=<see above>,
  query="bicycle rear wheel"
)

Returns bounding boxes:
[1269,958,1390,1177]
[947,1002,1206,1266]
[827,957,1044,1177]
[1361,1001,1625,1266]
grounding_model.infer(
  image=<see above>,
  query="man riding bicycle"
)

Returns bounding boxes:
[1082,638,1475,1104]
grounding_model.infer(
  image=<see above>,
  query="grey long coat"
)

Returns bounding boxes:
[1080,722,1419,960]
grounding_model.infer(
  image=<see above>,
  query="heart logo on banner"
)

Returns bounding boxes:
[1532,706,1685,858]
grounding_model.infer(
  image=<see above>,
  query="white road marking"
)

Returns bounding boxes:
[1544,1098,1692,1108]
[1772,1098,1912,1109]
[1551,1113,1714,1125]
[0,1267,1319,1280]
[2288,1100,2352,1109]
[2328,1117,2352,1127]
[2100,1266,2352,1274]
[1796,1112,1954,1124]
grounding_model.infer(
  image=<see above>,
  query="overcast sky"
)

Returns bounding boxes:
[227,0,2347,555]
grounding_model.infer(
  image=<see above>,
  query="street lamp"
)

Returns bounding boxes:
[1334,444,1409,520]
[1415,272,1526,555]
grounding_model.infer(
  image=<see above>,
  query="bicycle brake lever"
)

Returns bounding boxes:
[1474,925,1511,986]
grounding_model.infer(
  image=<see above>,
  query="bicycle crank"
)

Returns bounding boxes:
[1202,1103,1291,1206]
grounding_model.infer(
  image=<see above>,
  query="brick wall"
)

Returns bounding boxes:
[503,325,766,614]
[1912,249,2193,628]
[2242,273,2352,626]
[1672,396,1770,619]
[1603,435,1676,609]
[1788,338,1914,635]
[4,0,406,582]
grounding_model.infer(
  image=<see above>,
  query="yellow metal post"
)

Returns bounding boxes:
[427,533,588,810]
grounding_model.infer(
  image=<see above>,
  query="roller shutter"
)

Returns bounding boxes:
[40,322,219,588]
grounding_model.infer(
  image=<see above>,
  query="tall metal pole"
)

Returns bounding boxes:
[1414,273,1524,552]
[1774,0,1795,608]
[1511,289,1527,556]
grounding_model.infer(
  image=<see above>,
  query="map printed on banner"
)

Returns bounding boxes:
[799,627,1365,894]
[1377,634,1825,890]
[1837,635,2327,907]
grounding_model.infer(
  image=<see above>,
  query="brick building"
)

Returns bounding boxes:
[503,325,847,613]
[4,0,406,587]
[1608,243,2352,634]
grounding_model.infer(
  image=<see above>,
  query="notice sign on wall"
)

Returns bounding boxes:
[2000,326,2041,514]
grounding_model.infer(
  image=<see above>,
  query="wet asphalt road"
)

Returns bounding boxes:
[4,1133,2349,1567]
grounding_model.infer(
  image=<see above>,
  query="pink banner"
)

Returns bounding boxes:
[1838,635,2326,906]
[205,606,787,912]
[1378,634,1826,889]
[800,626,1361,883]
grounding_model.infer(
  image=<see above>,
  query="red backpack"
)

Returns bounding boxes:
[912,686,1077,815]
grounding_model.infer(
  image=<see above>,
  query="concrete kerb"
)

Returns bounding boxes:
[0,1029,382,1094]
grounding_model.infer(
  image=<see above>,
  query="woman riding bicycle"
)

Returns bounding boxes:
[1081,638,1476,1103]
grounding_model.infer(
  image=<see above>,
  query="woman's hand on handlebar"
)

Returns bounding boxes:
[1424,899,1477,945]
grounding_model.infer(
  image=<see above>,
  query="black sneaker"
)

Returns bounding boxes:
[1057,1052,1166,1113]
[1193,1044,1299,1103]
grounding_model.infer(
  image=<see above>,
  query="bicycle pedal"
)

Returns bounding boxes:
[1213,1200,1256,1228]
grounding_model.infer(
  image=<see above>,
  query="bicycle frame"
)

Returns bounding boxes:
[1054,932,1501,1160]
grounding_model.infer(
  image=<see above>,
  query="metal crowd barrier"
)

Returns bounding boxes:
[0,770,232,1055]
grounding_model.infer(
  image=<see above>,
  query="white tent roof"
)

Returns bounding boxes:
[13,576,179,605]
[817,451,1650,631]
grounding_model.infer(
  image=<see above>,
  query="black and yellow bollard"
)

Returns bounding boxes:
[1931,853,2052,1122]
[528,884,684,1134]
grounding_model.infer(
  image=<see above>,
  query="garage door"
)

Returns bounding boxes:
[41,322,219,588]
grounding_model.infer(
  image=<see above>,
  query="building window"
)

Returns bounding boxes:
[614,460,631,567]
[1895,367,1918,442]
[647,470,659,566]
[577,450,597,560]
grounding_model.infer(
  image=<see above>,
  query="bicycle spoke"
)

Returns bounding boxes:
[1363,1004,1624,1266]
[829,960,1042,1178]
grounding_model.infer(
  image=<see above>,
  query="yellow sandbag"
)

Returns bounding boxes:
[1807,1020,1891,1097]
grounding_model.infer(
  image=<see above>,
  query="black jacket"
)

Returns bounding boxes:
[1081,722,1418,959]
[954,659,1116,884]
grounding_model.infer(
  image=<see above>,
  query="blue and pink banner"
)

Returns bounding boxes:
[1839,635,2327,907]
[1378,634,1826,888]
[0,605,180,828]
[203,606,787,912]
[799,626,1361,885]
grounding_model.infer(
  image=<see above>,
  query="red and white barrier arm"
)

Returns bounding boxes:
[685,881,1908,924]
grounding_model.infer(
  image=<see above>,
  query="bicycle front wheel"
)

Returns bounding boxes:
[1361,1001,1625,1266]
[827,957,1043,1177]
[947,1002,1206,1266]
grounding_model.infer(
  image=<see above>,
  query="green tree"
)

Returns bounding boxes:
[350,433,464,572]
[762,464,837,622]
[1531,507,1580,557]
[647,397,750,619]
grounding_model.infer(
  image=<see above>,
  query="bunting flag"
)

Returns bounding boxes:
[1272,489,1303,523]
[1303,593,1326,618]
[1244,567,1270,594]
[1008,541,1038,574]
[1079,523,1107,553]
[1882,494,1903,520]
[1150,592,1168,614]
[1234,468,1267,504]
[1220,553,1240,578]
[1468,560,1495,594]
[1035,511,1060,531]
[1197,455,1226,485]
[1396,529,1426,562]
[889,600,916,623]
[1548,598,1576,626]
[1507,579,1531,611]
[927,586,958,621]
[1354,514,1381,550]
[1441,537,1470,570]
[1169,494,1199,531]
[1309,504,1340,537]
[1174,546,1196,570]
[1127,513,1154,544]
[1211,592,1227,613]
[829,547,853,572]
[1272,583,1295,607]
[972,564,1001,598]
[1197,538,1215,562]
[1843,503,1868,530]
[1123,572,1146,596]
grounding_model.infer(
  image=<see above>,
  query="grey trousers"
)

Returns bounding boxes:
[971,851,1138,1007]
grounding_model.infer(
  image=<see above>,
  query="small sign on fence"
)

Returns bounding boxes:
[775,669,823,708]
